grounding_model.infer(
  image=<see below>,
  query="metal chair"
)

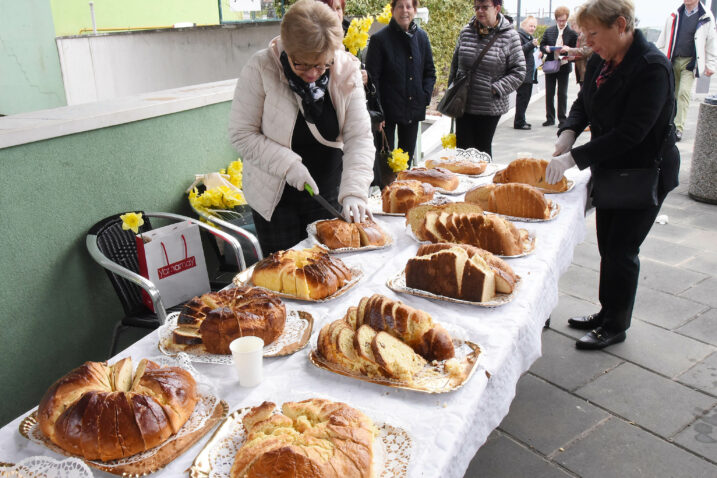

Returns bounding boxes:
[86,211,245,358]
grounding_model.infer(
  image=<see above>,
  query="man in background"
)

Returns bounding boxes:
[657,0,717,141]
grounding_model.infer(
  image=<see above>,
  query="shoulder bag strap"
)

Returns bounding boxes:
[467,31,502,76]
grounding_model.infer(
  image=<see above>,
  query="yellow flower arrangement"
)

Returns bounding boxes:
[441,133,457,149]
[189,158,246,214]
[120,212,144,234]
[388,148,409,173]
[343,16,374,56]
[377,3,392,24]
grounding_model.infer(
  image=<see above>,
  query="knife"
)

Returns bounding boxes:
[304,184,344,220]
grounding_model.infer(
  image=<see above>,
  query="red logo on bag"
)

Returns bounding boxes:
[156,235,196,279]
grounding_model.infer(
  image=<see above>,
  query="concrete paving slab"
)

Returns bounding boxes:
[530,330,622,391]
[683,229,717,253]
[556,417,717,478]
[682,251,717,275]
[607,319,714,378]
[677,309,717,346]
[583,215,597,245]
[570,242,600,272]
[558,265,600,302]
[465,430,573,478]
[576,362,716,438]
[638,258,708,295]
[639,236,701,266]
[547,294,600,340]
[677,352,717,396]
[632,286,708,330]
[684,211,717,231]
[673,407,717,463]
[499,374,609,456]
[642,221,699,245]
[680,277,717,308]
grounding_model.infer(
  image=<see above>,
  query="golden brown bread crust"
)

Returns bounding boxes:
[230,399,374,478]
[252,246,352,300]
[397,167,459,191]
[425,158,487,175]
[38,359,197,462]
[381,180,435,214]
[178,287,286,354]
[405,201,484,239]
[466,183,552,219]
[493,158,568,192]
[315,219,389,249]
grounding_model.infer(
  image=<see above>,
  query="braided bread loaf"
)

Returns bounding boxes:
[425,158,487,175]
[315,219,389,249]
[493,158,568,192]
[381,180,435,214]
[230,399,375,478]
[38,358,197,462]
[174,286,286,354]
[465,183,553,219]
[397,167,459,191]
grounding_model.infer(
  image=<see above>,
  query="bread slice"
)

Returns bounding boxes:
[406,202,484,239]
[371,331,427,382]
[464,184,497,211]
[353,325,381,366]
[356,220,388,246]
[110,357,133,392]
[129,358,149,392]
[461,253,496,302]
[345,306,359,330]
[172,327,203,346]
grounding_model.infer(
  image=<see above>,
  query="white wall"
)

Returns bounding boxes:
[56,23,279,104]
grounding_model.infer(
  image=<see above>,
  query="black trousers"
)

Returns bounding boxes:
[545,67,570,123]
[384,120,420,168]
[594,197,665,333]
[514,83,533,127]
[455,113,501,158]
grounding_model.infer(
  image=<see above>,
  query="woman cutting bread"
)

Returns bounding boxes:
[545,0,679,350]
[228,0,375,255]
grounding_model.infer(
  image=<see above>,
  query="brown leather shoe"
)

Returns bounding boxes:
[567,313,603,330]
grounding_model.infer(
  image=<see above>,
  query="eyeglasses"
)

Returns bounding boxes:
[291,59,334,73]
[474,4,495,11]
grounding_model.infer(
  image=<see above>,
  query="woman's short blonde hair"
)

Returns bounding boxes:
[554,6,571,20]
[576,0,635,32]
[281,0,343,58]
[520,15,537,29]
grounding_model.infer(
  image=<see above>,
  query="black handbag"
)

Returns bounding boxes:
[438,32,501,118]
[591,167,660,209]
[377,130,396,188]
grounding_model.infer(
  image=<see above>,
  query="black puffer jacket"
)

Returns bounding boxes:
[560,29,679,196]
[365,18,436,124]
[518,28,537,84]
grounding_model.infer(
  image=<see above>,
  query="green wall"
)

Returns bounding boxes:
[0,102,236,426]
[0,0,66,115]
[50,0,258,37]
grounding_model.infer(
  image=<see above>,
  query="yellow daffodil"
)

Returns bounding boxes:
[343,16,374,57]
[388,148,409,173]
[377,3,392,24]
[120,212,144,234]
[441,133,457,149]
[227,159,243,189]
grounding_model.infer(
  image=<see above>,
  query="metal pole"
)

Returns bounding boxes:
[549,0,553,22]
[217,0,224,25]
[516,0,522,29]
[89,2,97,34]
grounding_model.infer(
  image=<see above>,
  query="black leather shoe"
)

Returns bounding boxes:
[568,313,603,330]
[542,120,555,126]
[514,124,531,130]
[576,327,626,350]
[676,130,682,142]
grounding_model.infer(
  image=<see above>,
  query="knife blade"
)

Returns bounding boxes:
[304,184,344,220]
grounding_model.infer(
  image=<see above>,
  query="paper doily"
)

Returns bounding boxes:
[0,457,93,478]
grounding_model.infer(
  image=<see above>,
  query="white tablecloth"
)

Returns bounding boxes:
[0,168,591,477]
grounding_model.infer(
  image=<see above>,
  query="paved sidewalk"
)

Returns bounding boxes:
[464,79,717,477]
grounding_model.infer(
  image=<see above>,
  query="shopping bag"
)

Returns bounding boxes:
[377,130,397,188]
[136,221,210,311]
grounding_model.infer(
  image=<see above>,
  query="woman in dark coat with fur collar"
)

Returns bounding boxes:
[545,0,679,350]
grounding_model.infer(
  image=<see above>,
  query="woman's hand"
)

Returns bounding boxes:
[532,39,538,47]
[341,196,373,223]
[361,69,369,85]
[285,162,319,194]
[546,152,576,184]
[554,130,577,156]
[378,121,385,132]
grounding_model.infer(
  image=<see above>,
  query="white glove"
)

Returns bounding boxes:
[546,152,576,184]
[285,162,318,194]
[341,196,373,223]
[553,130,577,156]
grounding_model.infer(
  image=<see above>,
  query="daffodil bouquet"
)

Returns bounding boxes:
[388,148,409,173]
[377,3,392,24]
[343,15,374,57]
[441,133,457,150]
[187,159,247,215]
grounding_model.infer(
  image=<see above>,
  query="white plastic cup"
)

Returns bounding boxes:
[229,336,264,387]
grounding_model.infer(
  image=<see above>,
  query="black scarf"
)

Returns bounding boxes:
[280,51,330,124]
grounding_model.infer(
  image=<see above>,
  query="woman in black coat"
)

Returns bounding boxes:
[546,0,679,350]
[365,0,436,168]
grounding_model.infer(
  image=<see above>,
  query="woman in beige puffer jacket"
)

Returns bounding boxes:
[228,0,375,254]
